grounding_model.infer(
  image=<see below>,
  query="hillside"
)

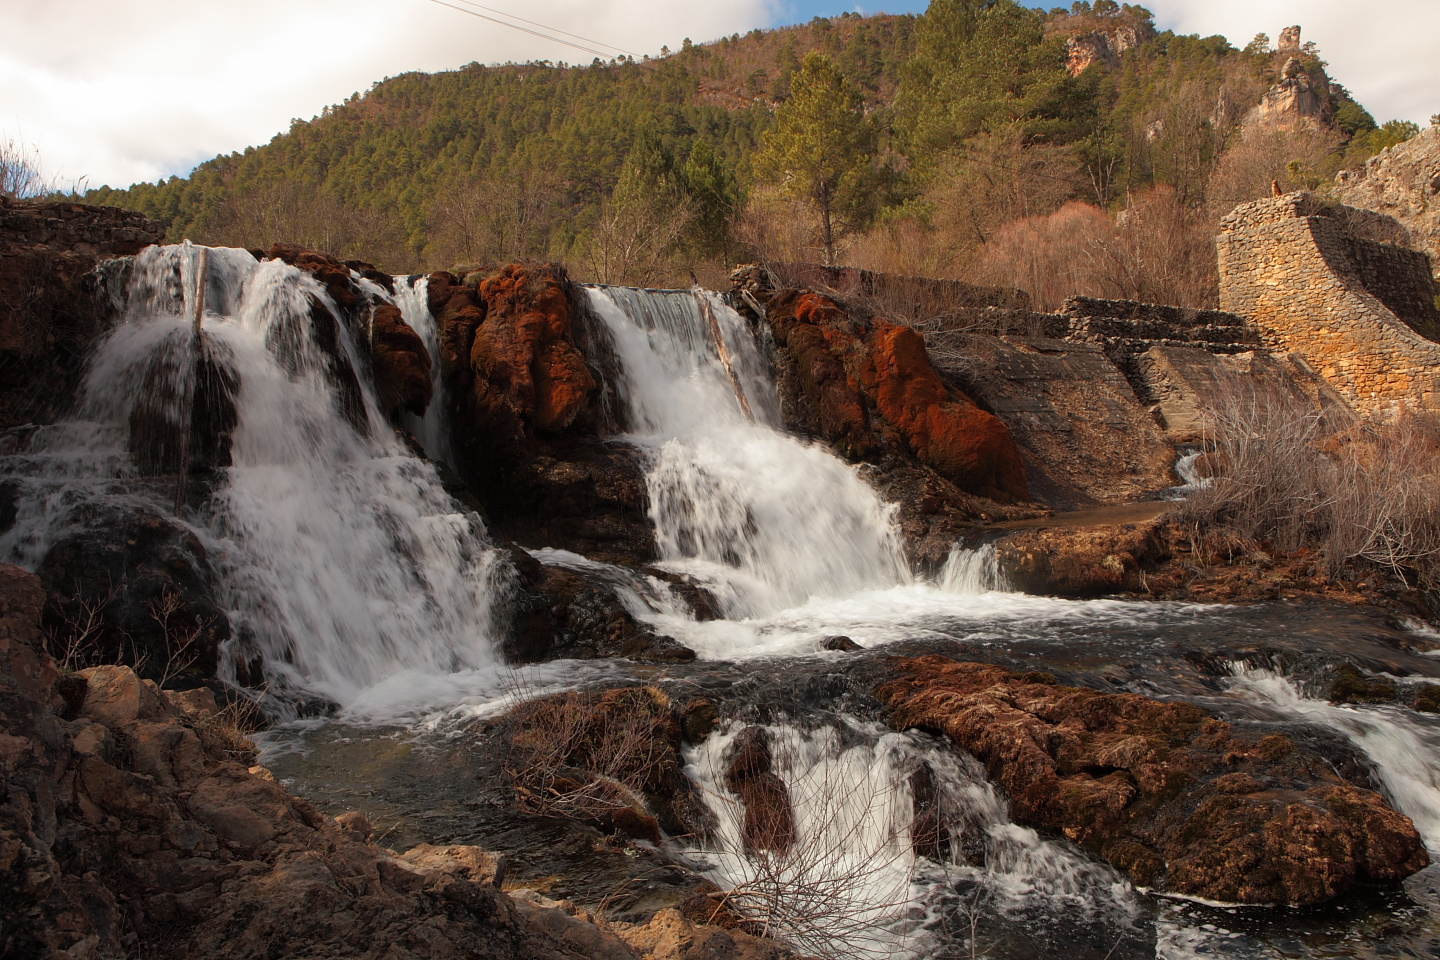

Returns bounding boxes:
[82,1,1415,299]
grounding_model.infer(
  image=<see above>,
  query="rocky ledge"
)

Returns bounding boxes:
[874,655,1428,905]
[0,562,794,960]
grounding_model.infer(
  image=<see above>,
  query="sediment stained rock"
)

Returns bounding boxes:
[723,726,797,855]
[767,290,1028,504]
[874,655,1429,905]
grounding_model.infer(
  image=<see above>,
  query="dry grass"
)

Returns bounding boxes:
[1173,390,1440,591]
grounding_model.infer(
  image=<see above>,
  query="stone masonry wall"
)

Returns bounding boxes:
[1218,193,1440,414]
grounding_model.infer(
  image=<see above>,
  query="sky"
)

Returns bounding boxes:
[2,0,1437,191]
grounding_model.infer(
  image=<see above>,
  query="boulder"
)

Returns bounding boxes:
[766,289,1028,503]
[723,727,796,855]
[993,518,1170,597]
[874,655,1429,904]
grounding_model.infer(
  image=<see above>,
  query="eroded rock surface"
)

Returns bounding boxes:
[2,562,794,959]
[875,655,1429,905]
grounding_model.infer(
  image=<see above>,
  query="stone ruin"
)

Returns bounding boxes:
[1218,192,1440,415]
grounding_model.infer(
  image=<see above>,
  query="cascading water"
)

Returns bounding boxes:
[682,719,1142,959]
[1226,664,1440,850]
[583,286,911,621]
[394,275,454,463]
[0,243,511,713]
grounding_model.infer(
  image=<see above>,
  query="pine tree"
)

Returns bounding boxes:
[751,53,877,266]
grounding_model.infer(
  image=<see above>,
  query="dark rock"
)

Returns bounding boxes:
[821,635,862,652]
[680,699,720,744]
[35,501,229,683]
[0,198,165,432]
[506,566,695,664]
[1329,663,1398,704]
[1414,683,1440,713]
[874,655,1429,905]
[724,727,796,855]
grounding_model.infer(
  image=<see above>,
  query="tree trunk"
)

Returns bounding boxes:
[820,201,835,267]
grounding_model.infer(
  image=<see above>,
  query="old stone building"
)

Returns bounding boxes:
[1217,192,1440,415]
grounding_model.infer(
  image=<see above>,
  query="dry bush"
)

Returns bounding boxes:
[1206,123,1344,220]
[1,135,52,199]
[504,686,680,837]
[969,186,1217,309]
[1174,389,1440,590]
[732,185,822,269]
[424,167,558,269]
[196,696,263,766]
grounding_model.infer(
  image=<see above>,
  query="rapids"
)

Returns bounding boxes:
[4,252,1440,957]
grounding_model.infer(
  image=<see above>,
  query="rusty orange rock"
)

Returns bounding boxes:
[473,264,595,442]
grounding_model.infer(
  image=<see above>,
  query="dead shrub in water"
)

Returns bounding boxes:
[503,686,681,841]
[1173,390,1440,591]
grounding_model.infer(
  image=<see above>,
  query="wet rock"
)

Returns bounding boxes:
[508,566,695,664]
[679,699,720,745]
[993,518,1170,597]
[36,501,229,683]
[909,762,951,861]
[765,289,1028,502]
[0,197,165,431]
[1414,683,1440,713]
[874,655,1429,905]
[1328,663,1398,704]
[370,301,433,417]
[821,635,861,652]
[724,727,796,855]
[2,562,748,960]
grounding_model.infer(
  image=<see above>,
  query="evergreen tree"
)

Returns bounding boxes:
[751,53,878,265]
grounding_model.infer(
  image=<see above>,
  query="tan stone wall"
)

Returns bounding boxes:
[1217,193,1440,415]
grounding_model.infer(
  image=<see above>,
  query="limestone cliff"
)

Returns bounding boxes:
[1335,123,1440,278]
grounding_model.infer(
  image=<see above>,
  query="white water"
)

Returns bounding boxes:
[394,276,454,464]
[1,243,511,713]
[585,287,912,622]
[683,719,1140,959]
[1226,664,1440,851]
[1162,446,1212,501]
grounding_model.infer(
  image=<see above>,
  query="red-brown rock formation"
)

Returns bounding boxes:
[767,289,1028,503]
[723,727,796,855]
[875,656,1428,905]
[473,263,596,440]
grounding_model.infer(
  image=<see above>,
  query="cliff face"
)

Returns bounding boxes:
[1335,124,1440,278]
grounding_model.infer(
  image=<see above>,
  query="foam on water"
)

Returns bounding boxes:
[682,718,1141,959]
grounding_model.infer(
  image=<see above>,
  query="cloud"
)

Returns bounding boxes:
[1145,0,1440,125]
[0,0,776,189]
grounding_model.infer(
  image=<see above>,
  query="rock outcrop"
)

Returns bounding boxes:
[1,562,794,960]
[993,518,1170,597]
[0,198,165,431]
[875,655,1429,905]
[1335,123,1440,278]
[765,289,1028,503]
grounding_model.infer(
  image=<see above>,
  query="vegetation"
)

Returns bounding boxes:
[1175,392,1440,594]
[77,2,1418,303]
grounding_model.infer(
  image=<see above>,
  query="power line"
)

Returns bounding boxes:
[447,0,637,58]
[418,0,635,61]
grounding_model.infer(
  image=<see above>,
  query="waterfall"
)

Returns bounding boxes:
[1225,664,1440,851]
[583,287,911,620]
[682,719,1141,959]
[1,244,510,712]
[936,543,1007,595]
[394,276,454,464]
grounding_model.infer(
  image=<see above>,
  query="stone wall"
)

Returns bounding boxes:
[1217,192,1440,414]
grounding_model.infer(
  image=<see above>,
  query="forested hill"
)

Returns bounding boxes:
[83,1,1419,299]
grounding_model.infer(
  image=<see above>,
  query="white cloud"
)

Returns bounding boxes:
[0,0,776,189]
[1146,0,1440,126]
